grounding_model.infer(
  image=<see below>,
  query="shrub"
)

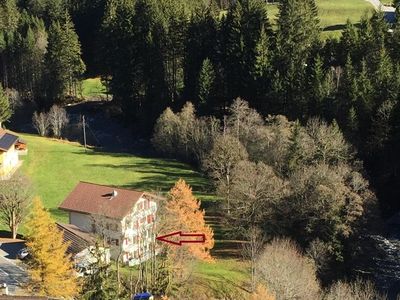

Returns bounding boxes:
[324,279,386,300]
[257,238,320,300]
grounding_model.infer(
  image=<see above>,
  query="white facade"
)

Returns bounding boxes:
[121,196,157,265]
[0,146,19,179]
[68,196,157,265]
[3,146,18,168]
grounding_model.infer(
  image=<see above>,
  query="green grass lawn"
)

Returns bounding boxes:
[19,134,214,223]
[193,259,249,296]
[18,134,249,296]
[81,77,107,99]
[266,0,373,38]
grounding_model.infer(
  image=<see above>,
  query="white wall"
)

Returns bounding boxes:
[69,196,157,264]
[70,212,93,232]
[121,196,157,264]
[2,147,18,171]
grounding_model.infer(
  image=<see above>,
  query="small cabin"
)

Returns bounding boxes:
[0,129,26,180]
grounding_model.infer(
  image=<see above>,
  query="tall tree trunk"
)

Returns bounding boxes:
[11,211,17,239]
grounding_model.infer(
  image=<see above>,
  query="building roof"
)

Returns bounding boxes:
[0,128,19,152]
[59,182,144,219]
[56,222,95,255]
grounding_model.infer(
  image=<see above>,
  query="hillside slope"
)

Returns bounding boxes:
[20,134,214,222]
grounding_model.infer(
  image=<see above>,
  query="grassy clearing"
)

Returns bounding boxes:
[81,77,107,99]
[193,259,249,295]
[267,0,373,37]
[194,259,248,282]
[18,134,248,294]
[19,134,214,223]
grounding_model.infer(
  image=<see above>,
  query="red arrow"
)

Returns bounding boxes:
[156,231,206,246]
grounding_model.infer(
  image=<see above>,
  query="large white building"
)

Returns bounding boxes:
[59,181,158,265]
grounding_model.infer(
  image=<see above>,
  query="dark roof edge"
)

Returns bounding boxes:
[78,181,145,194]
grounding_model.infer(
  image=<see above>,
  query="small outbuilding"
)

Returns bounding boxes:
[0,129,26,180]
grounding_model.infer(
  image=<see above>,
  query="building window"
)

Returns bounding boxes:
[108,238,119,246]
[147,215,153,223]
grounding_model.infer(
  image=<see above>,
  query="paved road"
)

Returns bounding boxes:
[0,241,28,293]
[0,255,27,287]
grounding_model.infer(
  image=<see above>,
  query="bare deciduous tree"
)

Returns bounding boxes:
[48,105,69,138]
[152,107,180,156]
[32,111,50,136]
[228,160,287,231]
[242,226,265,292]
[227,98,264,148]
[324,279,386,300]
[152,103,220,164]
[257,238,320,300]
[0,173,32,239]
[203,134,248,213]
[190,116,220,163]
[306,118,351,165]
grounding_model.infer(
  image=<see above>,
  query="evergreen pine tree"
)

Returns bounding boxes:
[372,47,393,104]
[308,55,332,117]
[198,58,216,111]
[220,2,245,102]
[163,2,187,103]
[346,106,359,142]
[183,7,217,102]
[253,24,270,80]
[0,83,11,126]
[339,20,359,64]
[368,100,395,153]
[338,55,358,122]
[45,12,85,102]
[240,0,270,101]
[356,60,374,130]
[0,0,20,32]
[274,0,320,118]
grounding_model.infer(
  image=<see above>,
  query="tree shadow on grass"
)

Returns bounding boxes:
[196,273,250,298]
[323,22,363,32]
[323,24,347,31]
[83,159,213,195]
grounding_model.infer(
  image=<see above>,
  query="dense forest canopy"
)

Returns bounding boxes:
[1,0,400,217]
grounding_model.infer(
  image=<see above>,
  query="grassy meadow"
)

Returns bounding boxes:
[266,0,374,37]
[17,134,247,292]
[81,77,107,99]
[19,134,215,223]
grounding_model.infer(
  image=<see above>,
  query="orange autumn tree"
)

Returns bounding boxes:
[164,179,214,260]
[25,197,79,298]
